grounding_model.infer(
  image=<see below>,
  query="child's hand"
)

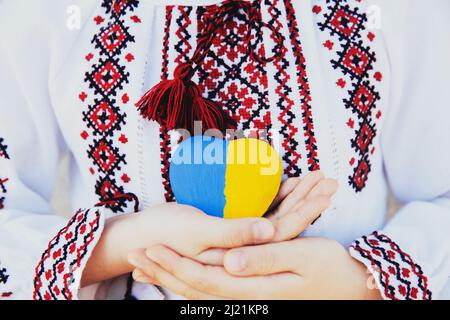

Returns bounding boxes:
[189,171,338,266]
[82,203,274,286]
[267,171,338,241]
[132,202,275,259]
[129,238,382,300]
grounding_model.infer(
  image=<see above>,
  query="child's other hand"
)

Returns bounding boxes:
[267,171,338,241]
[192,171,338,266]
[82,202,274,286]
[132,202,275,259]
[129,237,381,300]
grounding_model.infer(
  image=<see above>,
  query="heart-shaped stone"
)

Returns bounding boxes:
[170,136,282,218]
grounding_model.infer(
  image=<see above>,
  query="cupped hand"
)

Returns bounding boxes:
[192,171,338,265]
[126,202,275,267]
[267,171,338,241]
[128,237,382,300]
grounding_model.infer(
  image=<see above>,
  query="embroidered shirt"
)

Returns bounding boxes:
[0,0,449,300]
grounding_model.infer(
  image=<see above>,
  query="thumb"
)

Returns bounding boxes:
[202,216,275,249]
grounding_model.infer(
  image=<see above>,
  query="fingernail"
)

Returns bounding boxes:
[227,251,246,272]
[253,221,273,240]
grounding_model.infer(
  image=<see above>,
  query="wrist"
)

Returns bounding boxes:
[81,213,141,286]
[352,257,383,300]
[107,213,143,270]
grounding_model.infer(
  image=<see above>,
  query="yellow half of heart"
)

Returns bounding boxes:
[223,138,282,219]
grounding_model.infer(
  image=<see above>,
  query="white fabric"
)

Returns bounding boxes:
[0,0,449,299]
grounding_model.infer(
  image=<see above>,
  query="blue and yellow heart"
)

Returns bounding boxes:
[170,136,282,219]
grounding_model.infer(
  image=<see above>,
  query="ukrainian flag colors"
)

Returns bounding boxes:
[170,136,282,219]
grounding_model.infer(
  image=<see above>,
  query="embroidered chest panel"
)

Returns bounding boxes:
[80,0,139,213]
[78,0,383,209]
[158,0,323,201]
[315,0,383,192]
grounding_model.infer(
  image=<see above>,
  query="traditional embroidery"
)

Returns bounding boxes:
[265,0,321,176]
[266,0,302,177]
[33,208,103,300]
[350,231,432,300]
[0,177,8,210]
[197,4,272,134]
[0,263,12,298]
[316,0,381,192]
[82,0,138,212]
[0,264,10,297]
[283,0,320,172]
[159,1,319,197]
[159,6,176,202]
[0,137,9,210]
[0,138,9,160]
[0,267,9,285]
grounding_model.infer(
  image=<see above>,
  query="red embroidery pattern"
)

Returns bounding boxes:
[265,0,320,176]
[159,1,318,194]
[33,209,103,300]
[266,0,301,177]
[82,0,138,212]
[197,4,272,134]
[283,0,320,172]
[350,231,432,300]
[317,0,381,192]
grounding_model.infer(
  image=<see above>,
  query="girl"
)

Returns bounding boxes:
[0,0,449,300]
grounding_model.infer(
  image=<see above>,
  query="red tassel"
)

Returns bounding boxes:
[135,1,283,134]
[136,63,236,134]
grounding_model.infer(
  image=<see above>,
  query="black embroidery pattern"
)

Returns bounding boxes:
[265,0,302,177]
[0,138,9,160]
[0,263,12,298]
[317,0,380,192]
[82,0,138,212]
[33,209,102,300]
[0,267,9,285]
[158,1,320,195]
[351,231,432,300]
[283,0,320,172]
[0,137,9,210]
[197,3,272,134]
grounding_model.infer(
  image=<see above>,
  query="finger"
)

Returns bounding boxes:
[223,240,308,276]
[308,178,338,198]
[273,171,324,218]
[132,268,158,285]
[128,249,225,300]
[267,177,300,213]
[273,195,331,241]
[195,248,227,266]
[202,216,275,249]
[269,178,337,222]
[146,245,303,300]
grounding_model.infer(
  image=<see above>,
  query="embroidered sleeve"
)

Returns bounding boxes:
[33,208,105,300]
[0,3,111,300]
[350,231,432,300]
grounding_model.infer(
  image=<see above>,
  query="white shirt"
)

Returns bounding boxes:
[0,0,449,300]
